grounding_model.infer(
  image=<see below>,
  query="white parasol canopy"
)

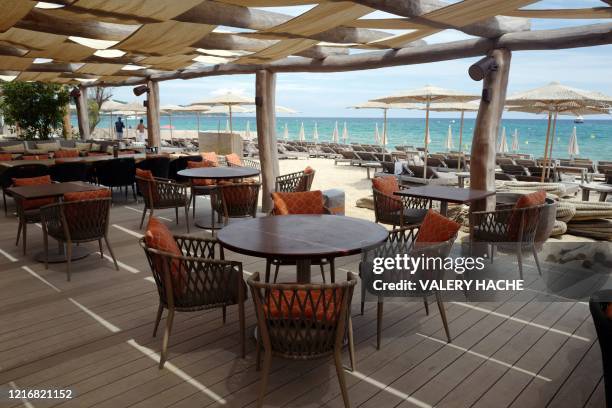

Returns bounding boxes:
[191,93,252,134]
[374,123,380,145]
[245,120,252,138]
[568,126,580,158]
[498,127,509,154]
[372,85,478,178]
[342,122,349,143]
[283,123,289,140]
[445,125,454,151]
[511,129,520,152]
[332,121,339,143]
[276,105,298,114]
[180,104,210,132]
[298,122,305,141]
[313,122,319,141]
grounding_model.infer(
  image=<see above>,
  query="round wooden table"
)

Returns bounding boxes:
[177,167,260,229]
[217,215,388,283]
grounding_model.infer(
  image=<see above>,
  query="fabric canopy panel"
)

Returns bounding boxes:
[0,28,67,52]
[0,56,34,71]
[139,54,197,70]
[2,1,36,32]
[76,63,125,76]
[72,0,206,21]
[16,72,72,83]
[28,43,96,62]
[117,21,215,55]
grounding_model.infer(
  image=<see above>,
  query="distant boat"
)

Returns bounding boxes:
[574,115,584,124]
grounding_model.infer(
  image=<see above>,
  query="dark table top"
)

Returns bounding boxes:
[394,185,495,204]
[217,215,388,260]
[177,167,260,179]
[0,154,151,168]
[6,181,103,200]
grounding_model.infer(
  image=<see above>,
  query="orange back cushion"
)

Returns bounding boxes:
[508,190,546,239]
[264,288,340,321]
[64,188,111,202]
[136,168,154,180]
[187,160,216,186]
[145,217,186,296]
[296,166,315,192]
[416,209,460,243]
[55,150,79,159]
[0,153,12,161]
[12,175,54,210]
[272,190,325,215]
[372,176,399,196]
[201,152,218,166]
[225,153,242,166]
[22,155,46,160]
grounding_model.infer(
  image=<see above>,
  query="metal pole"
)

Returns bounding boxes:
[423,100,430,179]
[458,110,464,170]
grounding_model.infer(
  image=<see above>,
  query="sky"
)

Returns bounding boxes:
[110,0,612,119]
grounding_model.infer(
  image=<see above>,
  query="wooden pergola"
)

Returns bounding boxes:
[2,0,612,210]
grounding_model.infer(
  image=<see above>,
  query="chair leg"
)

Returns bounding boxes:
[104,235,119,271]
[329,258,335,283]
[264,260,271,283]
[423,296,429,316]
[360,276,365,316]
[319,264,326,283]
[43,228,49,270]
[334,347,351,408]
[256,351,272,408]
[436,291,451,343]
[132,184,136,201]
[66,242,72,282]
[98,239,104,258]
[376,301,383,350]
[239,299,246,358]
[16,219,21,246]
[153,303,163,337]
[517,243,524,280]
[175,207,179,224]
[532,245,542,276]
[211,205,215,237]
[192,194,196,218]
[273,263,280,283]
[139,207,147,229]
[184,204,190,233]
[347,315,356,372]
[222,305,227,323]
[159,308,175,369]
[22,221,27,255]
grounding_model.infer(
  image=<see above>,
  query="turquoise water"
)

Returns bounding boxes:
[87,115,612,161]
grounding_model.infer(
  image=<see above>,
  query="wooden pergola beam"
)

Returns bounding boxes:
[350,0,531,38]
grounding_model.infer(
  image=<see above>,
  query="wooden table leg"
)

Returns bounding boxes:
[440,201,448,217]
[582,189,590,201]
[296,259,312,283]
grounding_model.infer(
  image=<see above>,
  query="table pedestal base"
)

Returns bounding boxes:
[296,259,312,283]
[35,246,89,263]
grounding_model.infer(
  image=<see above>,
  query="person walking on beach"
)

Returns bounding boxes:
[115,117,125,140]
[136,119,146,142]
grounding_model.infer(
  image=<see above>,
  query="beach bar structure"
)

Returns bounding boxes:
[2,1,611,211]
[2,1,612,407]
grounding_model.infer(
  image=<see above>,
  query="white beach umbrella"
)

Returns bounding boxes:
[225,119,230,133]
[283,123,289,140]
[161,104,186,140]
[342,122,349,143]
[276,106,298,114]
[181,104,210,132]
[498,127,509,154]
[298,122,305,141]
[191,93,252,134]
[374,123,380,145]
[313,122,319,141]
[445,125,454,151]
[511,129,520,152]
[245,120,252,139]
[372,85,478,178]
[568,126,580,158]
[425,128,431,145]
[332,121,339,143]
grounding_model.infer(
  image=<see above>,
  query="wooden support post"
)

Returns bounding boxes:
[458,110,465,170]
[62,103,72,139]
[255,70,280,213]
[470,48,512,212]
[146,79,161,148]
[75,85,90,140]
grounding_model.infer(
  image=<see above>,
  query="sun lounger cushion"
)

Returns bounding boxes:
[201,152,218,166]
[323,189,345,215]
[0,153,12,161]
[12,175,54,210]
[0,143,24,153]
[21,155,47,160]
[225,153,242,166]
[264,288,339,321]
[145,217,186,296]
[64,188,111,202]
[295,166,314,191]
[415,209,460,244]
[372,176,399,196]
[272,190,325,215]
[54,149,79,159]
[507,190,546,239]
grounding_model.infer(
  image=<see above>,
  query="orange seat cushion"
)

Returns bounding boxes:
[136,168,155,180]
[372,176,401,211]
[225,153,242,166]
[187,160,216,186]
[264,288,340,321]
[22,155,46,160]
[271,191,325,215]
[145,217,186,296]
[64,188,111,202]
[0,153,12,161]
[54,149,79,158]
[12,175,54,210]
[416,209,460,243]
[507,190,547,240]
[201,152,218,166]
[296,166,314,191]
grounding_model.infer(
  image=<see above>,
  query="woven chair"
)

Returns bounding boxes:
[209,183,260,235]
[247,272,357,408]
[140,235,246,368]
[136,156,171,179]
[226,155,261,182]
[359,226,456,349]
[94,158,137,201]
[50,161,88,182]
[135,176,190,232]
[470,203,546,279]
[269,191,333,283]
[372,189,430,228]
[1,163,49,216]
[40,196,118,281]
[274,169,315,193]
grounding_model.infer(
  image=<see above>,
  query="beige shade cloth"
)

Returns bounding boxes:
[72,0,205,21]
[424,102,480,112]
[371,0,535,48]
[28,43,96,62]
[100,100,128,112]
[0,28,66,51]
[76,63,124,76]
[346,18,427,30]
[507,82,612,106]
[351,101,420,110]
[117,21,215,55]
[192,93,253,106]
[372,85,478,104]
[1,1,36,32]
[217,0,322,6]
[0,56,34,71]
[139,54,197,70]
[180,104,211,112]
[205,105,253,114]
[16,72,69,82]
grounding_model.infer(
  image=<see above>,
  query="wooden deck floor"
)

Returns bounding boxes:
[0,196,605,408]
